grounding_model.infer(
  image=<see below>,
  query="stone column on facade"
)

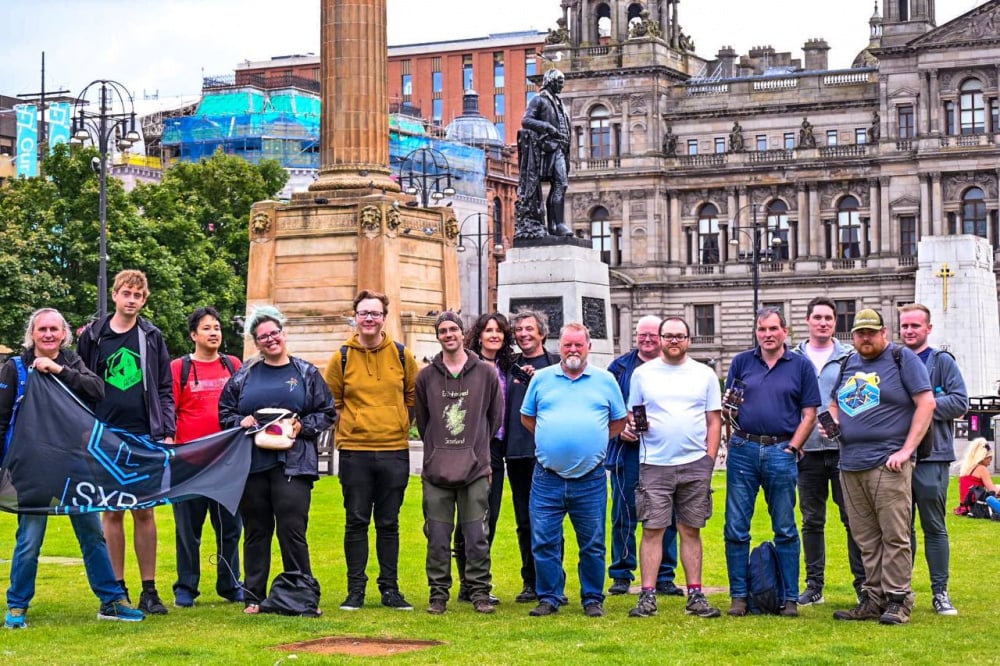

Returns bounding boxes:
[671,0,679,48]
[920,70,932,135]
[868,178,881,255]
[929,69,941,135]
[808,184,822,257]
[620,97,630,155]
[920,174,932,238]
[931,172,943,237]
[668,191,681,263]
[310,0,399,194]
[619,305,632,356]
[726,188,738,264]
[797,183,809,258]
[880,176,892,255]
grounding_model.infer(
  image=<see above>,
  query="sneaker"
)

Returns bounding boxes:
[879,599,911,625]
[833,595,882,621]
[728,597,748,617]
[4,608,27,629]
[608,579,631,595]
[529,601,559,616]
[174,587,195,608]
[628,590,658,618]
[685,592,721,618]
[381,589,414,611]
[932,591,958,616]
[221,588,245,604]
[779,600,799,617]
[515,585,537,603]
[427,598,447,615]
[583,602,605,617]
[473,599,495,614]
[797,587,824,606]
[656,581,685,597]
[138,589,168,615]
[339,591,365,611]
[98,599,145,622]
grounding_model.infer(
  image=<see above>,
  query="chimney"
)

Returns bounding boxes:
[803,39,830,71]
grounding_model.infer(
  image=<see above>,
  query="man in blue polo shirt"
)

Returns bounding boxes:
[724,307,820,617]
[521,322,627,618]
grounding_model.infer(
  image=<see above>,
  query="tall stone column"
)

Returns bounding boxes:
[310,0,400,194]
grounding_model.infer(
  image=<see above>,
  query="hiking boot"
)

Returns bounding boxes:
[728,597,748,617]
[138,589,168,615]
[4,608,27,629]
[608,579,631,595]
[628,590,658,618]
[473,599,495,614]
[381,589,414,611]
[173,587,195,608]
[339,591,365,611]
[656,581,685,597]
[932,591,958,616]
[685,592,721,618]
[833,594,882,621]
[515,585,537,603]
[879,595,911,625]
[583,602,605,617]
[797,587,824,606]
[426,598,447,615]
[529,601,559,617]
[779,600,799,617]
[98,599,145,622]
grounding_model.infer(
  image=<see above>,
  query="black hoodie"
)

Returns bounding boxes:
[415,350,503,488]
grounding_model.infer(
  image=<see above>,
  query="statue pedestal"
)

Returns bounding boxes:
[915,235,1000,396]
[497,239,614,367]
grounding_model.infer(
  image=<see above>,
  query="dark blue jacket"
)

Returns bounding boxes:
[920,348,968,464]
[604,348,647,469]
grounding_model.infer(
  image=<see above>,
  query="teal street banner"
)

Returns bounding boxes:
[14,104,38,178]
[48,102,72,150]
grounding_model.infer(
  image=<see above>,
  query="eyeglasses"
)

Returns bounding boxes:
[255,330,282,343]
[636,333,659,340]
[661,334,689,342]
[356,311,385,320]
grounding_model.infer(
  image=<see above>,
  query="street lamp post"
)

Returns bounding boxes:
[69,80,141,320]
[457,212,503,315]
[397,147,456,207]
[728,203,783,335]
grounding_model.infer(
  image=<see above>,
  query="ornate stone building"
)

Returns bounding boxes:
[547,0,1000,370]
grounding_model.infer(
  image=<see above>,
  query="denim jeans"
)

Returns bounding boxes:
[910,461,950,593]
[530,464,606,608]
[724,436,800,602]
[608,449,678,584]
[7,512,123,609]
[338,449,410,594]
[173,497,243,600]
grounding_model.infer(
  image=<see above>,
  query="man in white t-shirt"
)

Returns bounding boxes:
[625,317,722,619]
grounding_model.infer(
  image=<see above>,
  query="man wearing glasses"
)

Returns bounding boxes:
[324,290,420,612]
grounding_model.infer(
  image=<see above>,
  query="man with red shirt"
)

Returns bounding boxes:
[170,307,243,608]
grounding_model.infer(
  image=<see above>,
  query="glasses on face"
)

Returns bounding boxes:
[255,329,282,343]
[661,334,689,342]
[636,333,659,340]
[356,311,384,320]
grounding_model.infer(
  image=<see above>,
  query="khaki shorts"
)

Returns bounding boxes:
[635,455,714,529]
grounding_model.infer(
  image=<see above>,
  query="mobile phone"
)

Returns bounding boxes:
[817,410,841,440]
[632,404,649,433]
[723,379,746,411]
[511,364,533,384]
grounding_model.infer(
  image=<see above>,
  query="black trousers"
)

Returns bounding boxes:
[173,497,242,599]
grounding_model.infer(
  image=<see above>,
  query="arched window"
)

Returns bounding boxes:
[596,3,612,38]
[765,200,791,261]
[493,197,503,245]
[589,105,612,159]
[960,79,985,135]
[962,187,987,238]
[837,196,862,258]
[698,203,720,265]
[590,206,616,264]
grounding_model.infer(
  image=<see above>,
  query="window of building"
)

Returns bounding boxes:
[767,200,790,260]
[855,128,867,144]
[992,99,999,134]
[401,73,412,98]
[898,105,914,138]
[432,70,443,94]
[494,94,505,117]
[960,78,985,135]
[784,133,795,149]
[525,51,537,78]
[432,99,443,124]
[493,197,503,245]
[694,304,715,338]
[687,139,698,155]
[589,105,612,159]
[826,130,838,146]
[697,203,720,265]
[493,52,505,89]
[837,196,862,258]
[834,299,856,336]
[899,0,909,21]
[962,187,988,238]
[526,90,537,106]
[496,121,505,138]
[900,215,917,256]
[944,101,956,135]
[756,135,767,151]
[590,206,618,265]
[463,55,474,91]
[715,137,726,154]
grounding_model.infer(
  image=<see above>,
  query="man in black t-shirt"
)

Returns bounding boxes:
[77,270,176,615]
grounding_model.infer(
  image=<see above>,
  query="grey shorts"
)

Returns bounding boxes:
[635,455,714,529]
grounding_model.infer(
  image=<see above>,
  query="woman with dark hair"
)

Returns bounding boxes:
[455,313,514,604]
[218,306,335,614]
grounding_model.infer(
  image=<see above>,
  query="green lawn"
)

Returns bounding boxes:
[1,473,996,665]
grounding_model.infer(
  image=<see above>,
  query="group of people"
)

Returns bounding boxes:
[1,275,980,626]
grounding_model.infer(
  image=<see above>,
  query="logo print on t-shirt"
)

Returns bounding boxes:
[443,398,466,437]
[105,348,142,392]
[837,371,880,417]
[285,377,299,392]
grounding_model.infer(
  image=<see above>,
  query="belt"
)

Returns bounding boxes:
[732,429,794,446]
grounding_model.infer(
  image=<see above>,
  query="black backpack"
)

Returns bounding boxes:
[179,354,237,394]
[748,541,784,615]
[340,342,407,384]
[961,485,996,520]
[259,571,322,617]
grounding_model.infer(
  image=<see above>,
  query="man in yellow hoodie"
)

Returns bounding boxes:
[324,290,420,612]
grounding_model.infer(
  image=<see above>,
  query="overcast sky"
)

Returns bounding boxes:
[1,0,981,103]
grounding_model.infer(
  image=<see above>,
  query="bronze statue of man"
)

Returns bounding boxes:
[515,68,573,239]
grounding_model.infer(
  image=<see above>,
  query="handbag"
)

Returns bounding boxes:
[249,408,297,450]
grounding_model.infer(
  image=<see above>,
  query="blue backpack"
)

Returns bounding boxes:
[1,357,29,466]
[748,541,784,615]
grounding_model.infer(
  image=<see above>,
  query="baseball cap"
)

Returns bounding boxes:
[851,308,884,333]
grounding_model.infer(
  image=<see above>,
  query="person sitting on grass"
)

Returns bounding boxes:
[955,438,1000,516]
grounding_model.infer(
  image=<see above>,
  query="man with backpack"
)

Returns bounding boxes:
[899,303,968,616]
[829,309,934,625]
[170,307,243,608]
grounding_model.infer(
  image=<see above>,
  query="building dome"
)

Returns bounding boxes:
[445,90,504,148]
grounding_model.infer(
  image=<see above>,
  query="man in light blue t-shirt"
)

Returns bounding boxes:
[520,322,626,618]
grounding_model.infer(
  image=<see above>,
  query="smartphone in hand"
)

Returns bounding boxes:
[817,410,841,440]
[723,379,746,411]
[632,404,650,433]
